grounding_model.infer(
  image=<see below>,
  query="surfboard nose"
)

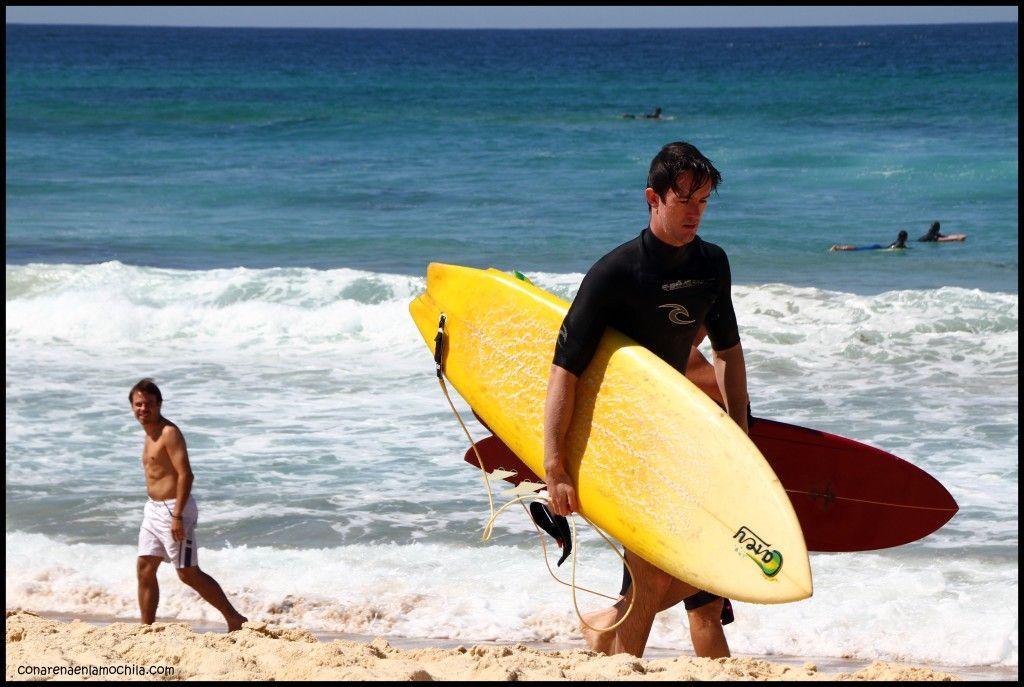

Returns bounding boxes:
[409,290,442,355]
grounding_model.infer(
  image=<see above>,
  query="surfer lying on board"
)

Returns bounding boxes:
[889,230,909,249]
[917,221,945,242]
[829,229,909,252]
[543,141,748,659]
[623,106,663,120]
[130,378,248,632]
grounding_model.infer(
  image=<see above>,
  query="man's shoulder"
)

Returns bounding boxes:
[590,231,643,275]
[694,236,727,258]
[690,237,731,270]
[157,419,185,442]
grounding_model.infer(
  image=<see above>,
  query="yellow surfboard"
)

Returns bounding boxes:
[410,263,812,604]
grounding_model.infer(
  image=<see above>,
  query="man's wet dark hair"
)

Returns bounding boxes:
[647,141,722,208]
[129,378,162,404]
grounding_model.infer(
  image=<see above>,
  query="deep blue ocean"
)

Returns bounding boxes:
[5,22,1018,675]
[6,23,1019,292]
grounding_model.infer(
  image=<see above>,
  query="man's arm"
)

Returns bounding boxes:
[686,345,724,404]
[543,364,580,517]
[712,342,750,435]
[165,424,195,541]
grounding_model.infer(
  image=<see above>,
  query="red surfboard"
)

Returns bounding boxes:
[464,423,958,553]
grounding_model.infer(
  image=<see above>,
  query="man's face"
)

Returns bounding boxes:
[647,171,712,247]
[132,391,160,425]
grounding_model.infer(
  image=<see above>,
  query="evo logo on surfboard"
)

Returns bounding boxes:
[733,526,784,578]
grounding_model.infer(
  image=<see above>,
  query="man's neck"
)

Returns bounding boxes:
[142,417,166,440]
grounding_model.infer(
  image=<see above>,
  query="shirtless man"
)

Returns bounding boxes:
[130,378,247,631]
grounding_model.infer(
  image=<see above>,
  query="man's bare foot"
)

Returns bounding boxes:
[226,613,248,632]
[580,605,620,655]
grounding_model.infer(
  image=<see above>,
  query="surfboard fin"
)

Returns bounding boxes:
[528,501,573,566]
[512,270,533,284]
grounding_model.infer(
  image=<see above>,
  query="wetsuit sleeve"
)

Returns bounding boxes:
[553,265,616,376]
[704,250,741,351]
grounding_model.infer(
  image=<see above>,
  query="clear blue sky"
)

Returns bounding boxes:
[4,5,1018,29]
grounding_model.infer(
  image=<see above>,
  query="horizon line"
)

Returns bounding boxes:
[6,19,1019,31]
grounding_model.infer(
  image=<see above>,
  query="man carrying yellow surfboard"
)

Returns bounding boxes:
[543,141,749,659]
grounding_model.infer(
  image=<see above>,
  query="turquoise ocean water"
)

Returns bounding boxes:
[5,23,1018,675]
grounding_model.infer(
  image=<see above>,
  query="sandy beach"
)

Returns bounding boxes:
[6,610,987,681]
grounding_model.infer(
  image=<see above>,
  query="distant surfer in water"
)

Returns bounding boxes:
[888,230,909,249]
[543,141,746,659]
[917,221,946,242]
[829,229,909,251]
[130,378,248,632]
[623,106,663,120]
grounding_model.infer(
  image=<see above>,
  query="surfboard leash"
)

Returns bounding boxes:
[434,314,498,518]
[432,312,636,634]
[477,495,630,634]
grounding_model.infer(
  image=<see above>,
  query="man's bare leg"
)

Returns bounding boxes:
[661,578,731,659]
[176,566,248,631]
[581,550,675,657]
[581,595,627,654]
[687,599,730,658]
[583,568,729,659]
[137,556,162,624]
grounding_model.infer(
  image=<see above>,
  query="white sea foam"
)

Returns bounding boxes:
[5,263,1017,529]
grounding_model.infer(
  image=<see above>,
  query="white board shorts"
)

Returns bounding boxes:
[138,496,199,569]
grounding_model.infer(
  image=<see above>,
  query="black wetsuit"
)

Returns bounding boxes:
[554,228,740,376]
[553,227,740,622]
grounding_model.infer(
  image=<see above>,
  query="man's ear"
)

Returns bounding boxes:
[644,186,660,210]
